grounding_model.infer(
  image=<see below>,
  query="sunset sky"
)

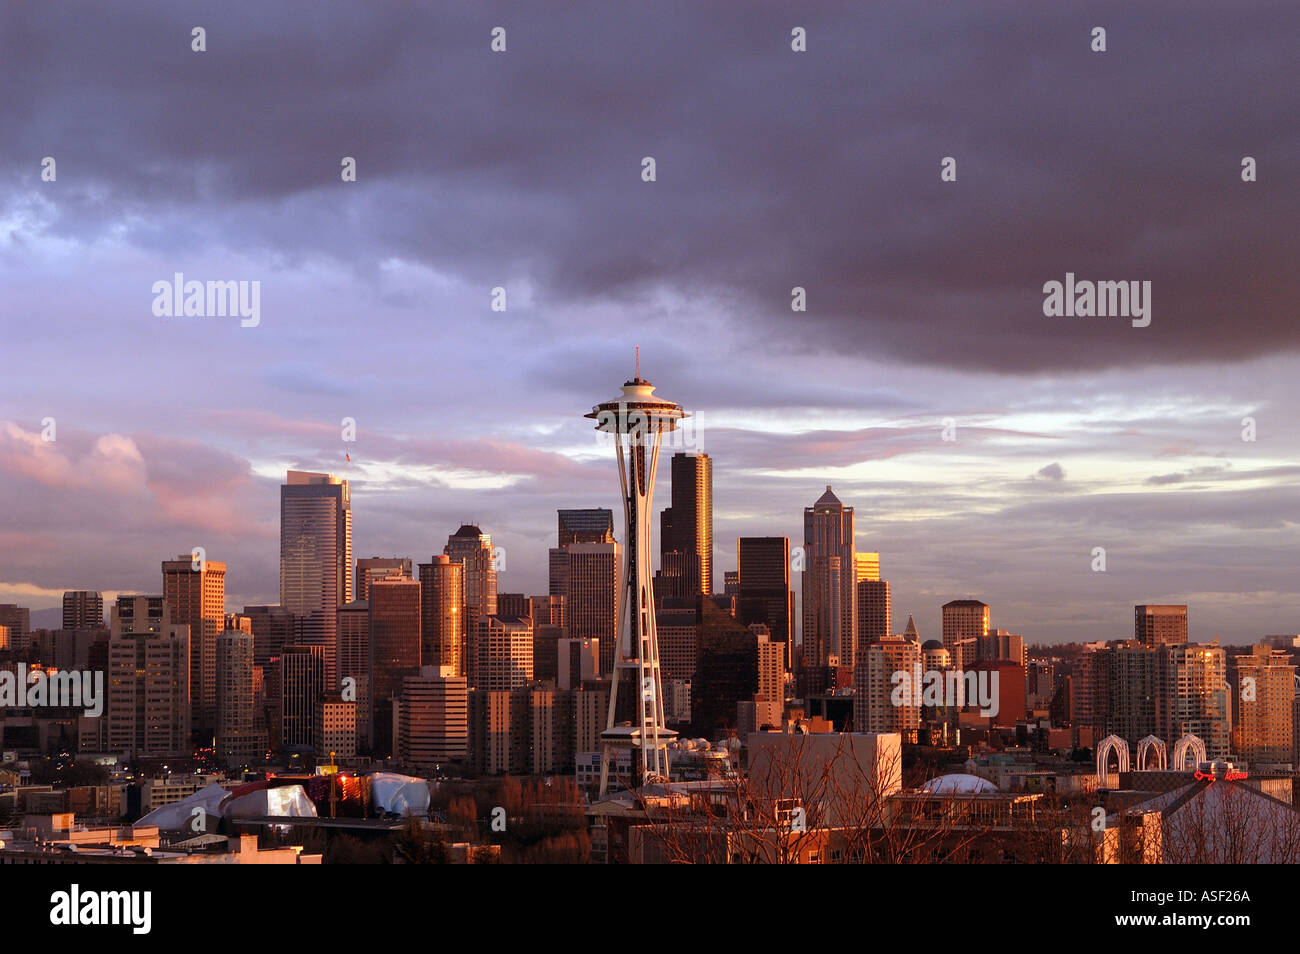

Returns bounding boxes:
[2,1,1298,644]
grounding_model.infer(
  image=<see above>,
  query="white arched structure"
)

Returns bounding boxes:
[1096,734,1130,782]
[1136,735,1167,771]
[1172,734,1207,770]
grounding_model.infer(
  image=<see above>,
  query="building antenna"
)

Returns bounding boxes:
[635,344,640,380]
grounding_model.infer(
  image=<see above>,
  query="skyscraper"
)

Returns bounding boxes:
[557,508,615,546]
[549,508,614,621]
[564,541,621,675]
[162,554,226,741]
[107,596,190,757]
[474,614,535,691]
[215,630,258,764]
[337,599,371,748]
[854,635,922,740]
[802,486,856,668]
[280,644,325,751]
[62,591,103,631]
[1135,604,1188,647]
[280,470,352,694]
[444,524,497,682]
[1159,642,1229,759]
[736,536,794,667]
[942,599,989,670]
[355,556,412,601]
[660,452,713,596]
[418,554,466,677]
[0,605,31,657]
[1232,645,1295,766]
[856,579,891,646]
[368,576,422,756]
[397,665,469,771]
[854,552,880,583]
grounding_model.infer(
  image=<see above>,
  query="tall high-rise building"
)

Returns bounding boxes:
[280,470,352,693]
[1232,645,1295,766]
[355,557,412,601]
[336,600,370,748]
[558,509,615,547]
[242,604,296,670]
[660,452,713,596]
[736,536,794,669]
[854,635,922,741]
[941,599,989,671]
[564,541,621,675]
[215,630,259,763]
[280,644,325,751]
[856,579,891,646]
[692,598,758,737]
[1159,642,1229,759]
[802,486,856,668]
[397,665,468,771]
[0,605,30,656]
[497,593,529,619]
[724,572,740,600]
[474,615,535,691]
[162,554,226,741]
[755,628,784,706]
[979,628,1026,668]
[1136,604,1188,647]
[854,552,880,583]
[549,509,614,620]
[444,524,497,681]
[418,555,466,677]
[106,596,190,757]
[368,576,422,756]
[62,591,103,631]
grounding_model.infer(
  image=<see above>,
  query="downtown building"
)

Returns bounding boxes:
[659,452,714,598]
[336,600,370,750]
[736,536,795,669]
[106,596,191,758]
[280,644,325,752]
[853,634,922,742]
[62,591,103,631]
[215,630,262,764]
[1135,604,1189,648]
[368,576,422,757]
[941,599,989,671]
[444,524,498,683]
[548,508,614,626]
[1230,645,1295,767]
[856,579,892,646]
[418,554,466,678]
[802,486,857,669]
[563,542,621,676]
[396,665,469,772]
[355,557,412,601]
[280,471,352,695]
[162,554,226,742]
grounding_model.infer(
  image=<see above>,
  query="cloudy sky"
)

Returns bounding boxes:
[2,1,1298,644]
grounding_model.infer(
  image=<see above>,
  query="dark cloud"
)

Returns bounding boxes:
[3,1,1298,374]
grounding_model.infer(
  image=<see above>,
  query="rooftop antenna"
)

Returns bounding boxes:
[635,344,640,380]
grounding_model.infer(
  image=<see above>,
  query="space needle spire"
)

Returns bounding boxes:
[586,357,684,794]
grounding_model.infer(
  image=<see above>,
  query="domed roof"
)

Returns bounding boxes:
[919,773,997,795]
[921,639,944,650]
[452,524,483,537]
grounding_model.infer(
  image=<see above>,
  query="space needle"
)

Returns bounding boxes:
[586,350,684,795]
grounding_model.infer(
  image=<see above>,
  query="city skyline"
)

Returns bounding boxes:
[4,2,1300,647]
